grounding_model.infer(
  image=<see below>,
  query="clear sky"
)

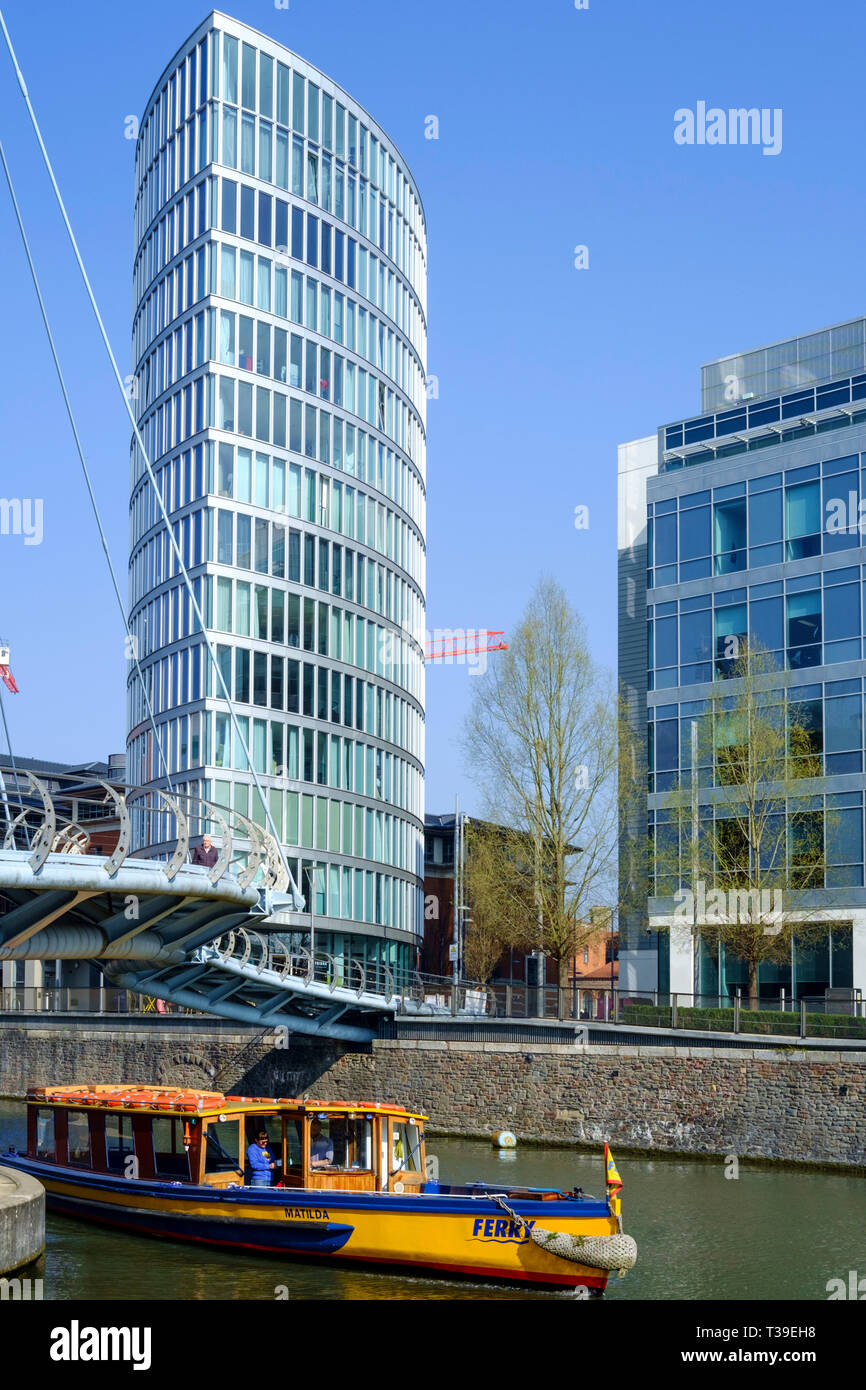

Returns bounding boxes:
[0,0,864,815]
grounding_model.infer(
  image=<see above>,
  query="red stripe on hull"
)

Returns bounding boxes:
[340,1250,608,1289]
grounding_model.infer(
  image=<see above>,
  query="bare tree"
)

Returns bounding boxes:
[461,578,620,988]
[655,644,831,1007]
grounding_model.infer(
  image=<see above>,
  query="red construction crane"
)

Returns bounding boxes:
[425,630,508,662]
[0,642,18,694]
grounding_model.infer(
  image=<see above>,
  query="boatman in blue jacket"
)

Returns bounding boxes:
[247,1129,276,1187]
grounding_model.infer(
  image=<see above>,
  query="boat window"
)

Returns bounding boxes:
[105,1114,136,1174]
[248,1116,303,1168]
[308,1114,336,1170]
[67,1110,92,1169]
[244,1115,291,1172]
[284,1120,302,1167]
[344,1115,373,1170]
[391,1121,423,1174]
[204,1118,241,1173]
[152,1117,191,1181]
[310,1114,372,1171]
[34,1107,56,1162]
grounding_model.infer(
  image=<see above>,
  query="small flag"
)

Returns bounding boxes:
[604,1143,623,1189]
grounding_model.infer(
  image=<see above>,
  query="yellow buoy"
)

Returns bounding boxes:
[492,1130,517,1149]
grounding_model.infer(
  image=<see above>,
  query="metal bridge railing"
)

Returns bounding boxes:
[0,768,300,899]
[206,929,400,1002]
[0,986,200,1015]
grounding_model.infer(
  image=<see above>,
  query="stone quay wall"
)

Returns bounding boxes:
[321,1040,866,1170]
[0,1021,864,1169]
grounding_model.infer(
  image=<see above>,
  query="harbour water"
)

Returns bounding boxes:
[1,1100,862,1300]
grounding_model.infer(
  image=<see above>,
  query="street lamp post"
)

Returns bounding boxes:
[304,863,319,966]
[609,906,616,1021]
[453,797,460,992]
[452,796,469,982]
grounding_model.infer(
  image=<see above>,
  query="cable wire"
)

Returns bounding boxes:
[0,9,301,901]
[0,684,30,848]
[0,134,174,803]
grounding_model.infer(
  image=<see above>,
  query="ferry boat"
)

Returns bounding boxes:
[2,1084,637,1291]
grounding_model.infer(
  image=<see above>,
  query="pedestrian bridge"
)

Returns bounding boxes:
[0,771,293,966]
[0,772,398,1041]
[119,930,405,1043]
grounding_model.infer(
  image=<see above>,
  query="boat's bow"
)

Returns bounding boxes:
[490,1143,638,1283]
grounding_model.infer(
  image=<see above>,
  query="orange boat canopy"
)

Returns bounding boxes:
[26,1084,426,1122]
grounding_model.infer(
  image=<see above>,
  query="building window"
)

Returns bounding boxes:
[789,811,824,889]
[785,480,820,560]
[677,497,711,581]
[825,693,862,775]
[824,580,860,663]
[679,605,712,684]
[713,498,746,575]
[714,603,747,678]
[788,698,823,777]
[786,590,821,669]
[749,594,783,666]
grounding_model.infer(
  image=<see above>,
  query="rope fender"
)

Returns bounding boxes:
[488,1191,638,1276]
[531,1227,638,1274]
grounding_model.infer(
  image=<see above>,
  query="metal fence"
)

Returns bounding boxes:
[3,974,864,1042]
[395,977,866,1041]
[0,987,198,1015]
[610,989,866,1040]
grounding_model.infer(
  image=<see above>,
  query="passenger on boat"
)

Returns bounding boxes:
[309,1118,335,1169]
[247,1130,277,1187]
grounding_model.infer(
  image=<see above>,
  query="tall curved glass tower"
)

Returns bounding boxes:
[127,12,427,978]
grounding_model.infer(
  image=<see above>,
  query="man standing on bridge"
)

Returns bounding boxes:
[191,834,218,867]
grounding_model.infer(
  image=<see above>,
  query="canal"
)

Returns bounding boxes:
[1,1100,862,1300]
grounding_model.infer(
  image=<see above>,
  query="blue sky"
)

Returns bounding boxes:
[0,0,864,813]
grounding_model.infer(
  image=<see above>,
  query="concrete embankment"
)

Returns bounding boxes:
[1,1018,864,1170]
[0,1167,44,1275]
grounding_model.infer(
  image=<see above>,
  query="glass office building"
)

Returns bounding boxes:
[126,13,428,977]
[618,318,866,999]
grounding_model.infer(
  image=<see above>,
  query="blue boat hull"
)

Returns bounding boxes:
[47,1188,356,1255]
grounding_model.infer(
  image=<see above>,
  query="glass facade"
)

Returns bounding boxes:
[126,16,427,966]
[620,318,866,999]
[701,317,866,413]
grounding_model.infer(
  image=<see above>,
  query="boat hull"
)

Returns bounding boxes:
[3,1155,614,1290]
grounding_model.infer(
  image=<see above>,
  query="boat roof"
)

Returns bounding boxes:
[227,1096,427,1122]
[26,1085,426,1122]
